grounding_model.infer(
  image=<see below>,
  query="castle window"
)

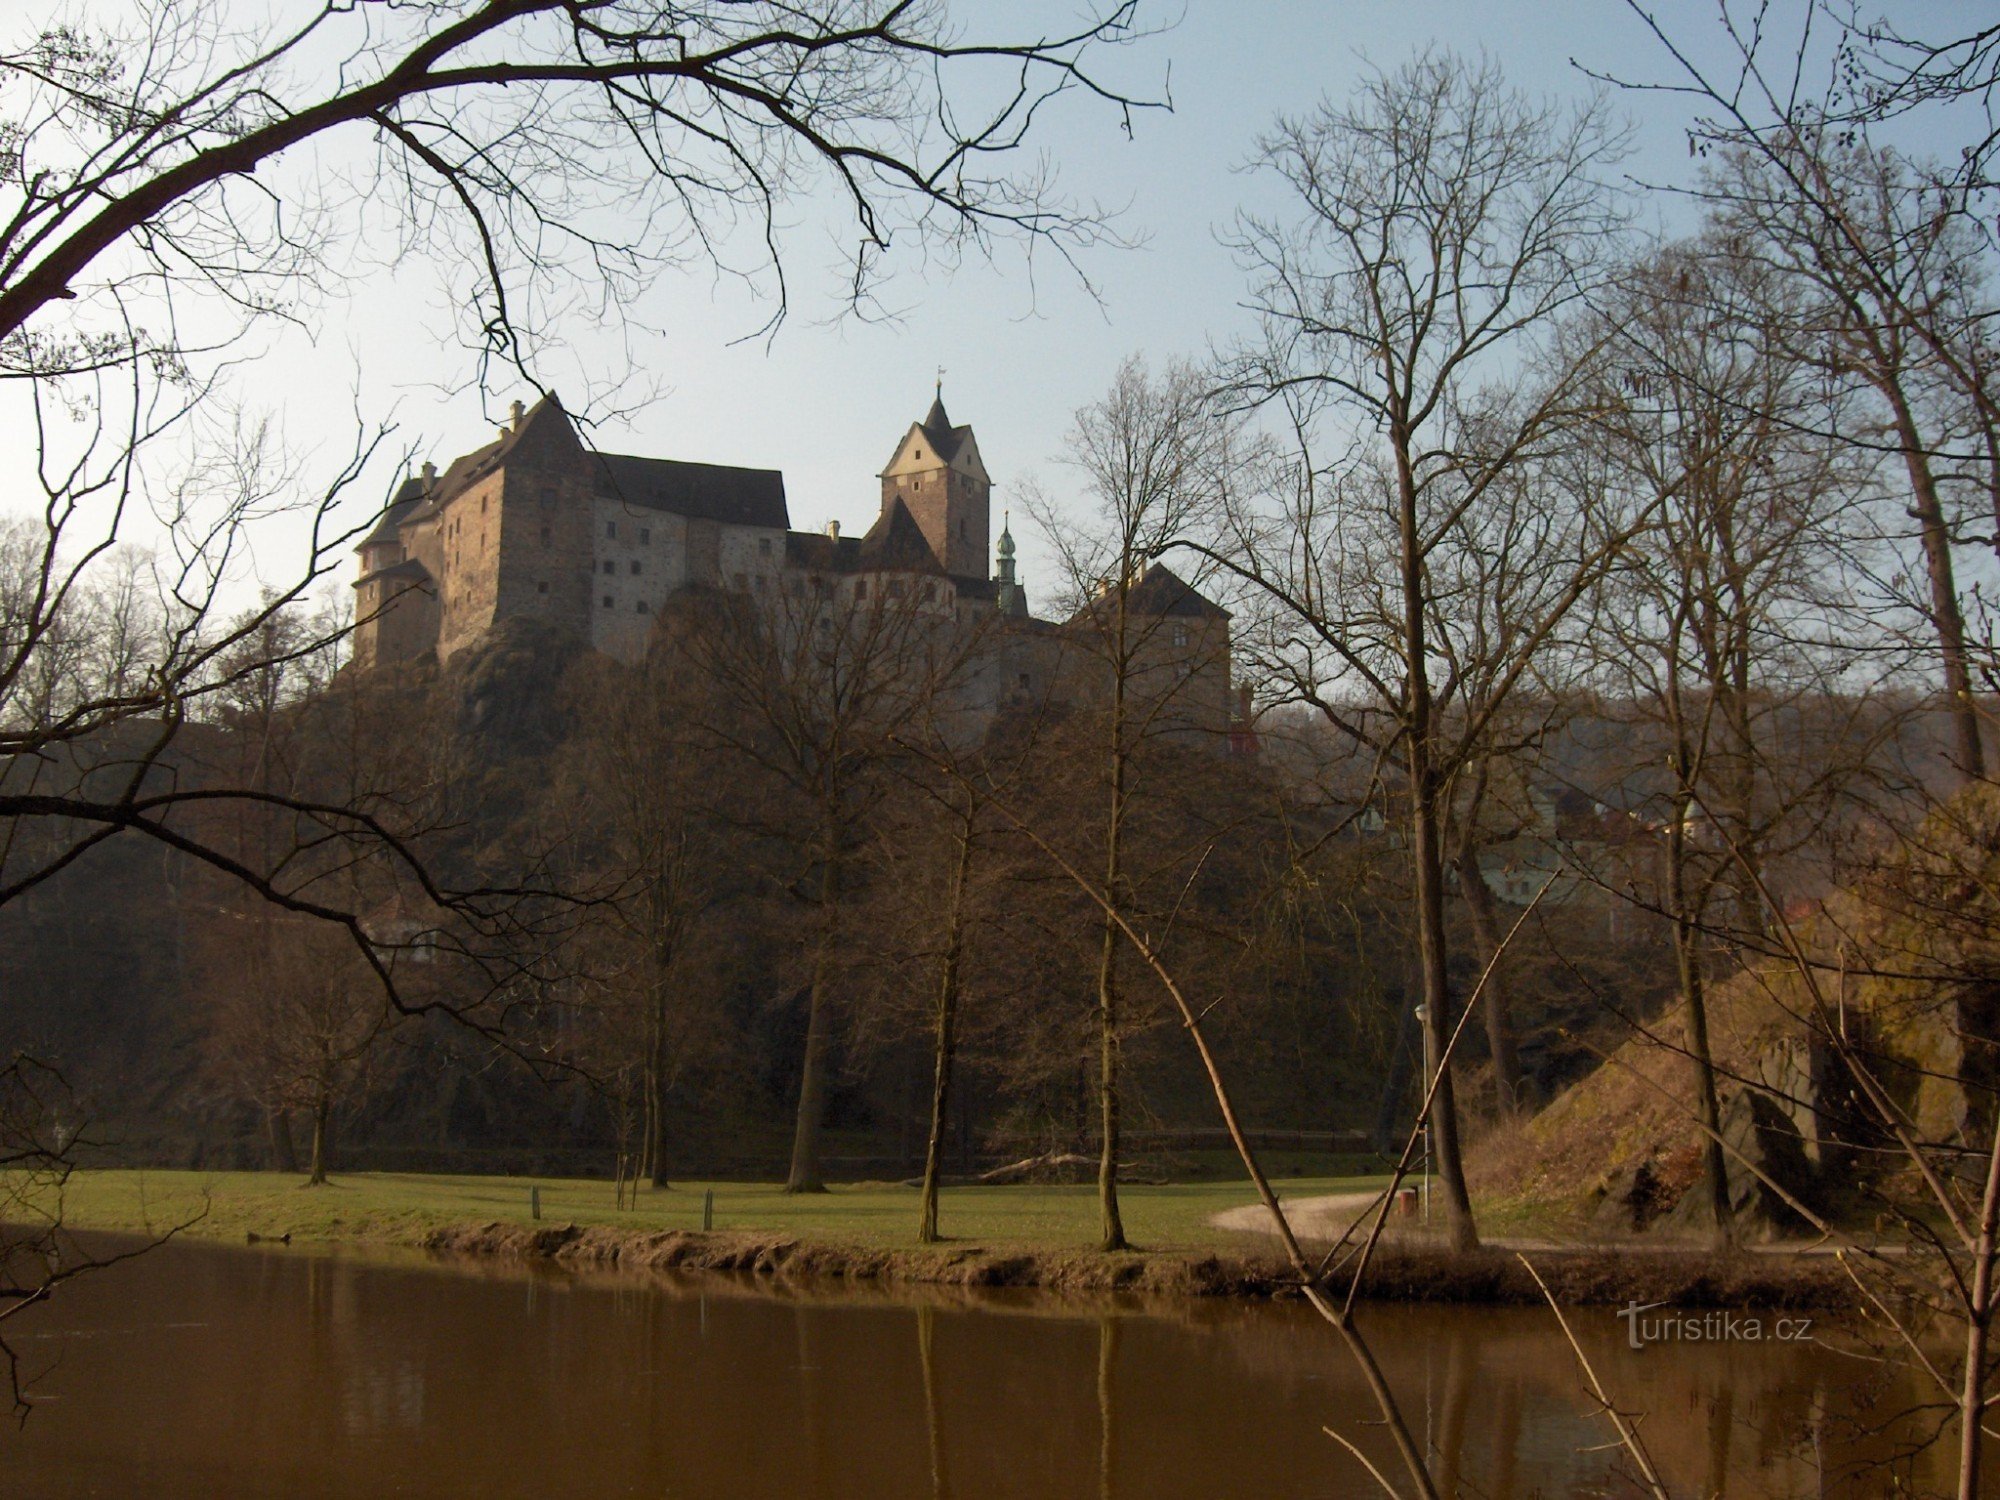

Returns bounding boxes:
[602,559,615,575]
[758,537,771,556]
[635,600,649,614]
[639,527,650,545]
[887,579,905,598]
[1173,626,1190,648]
[1018,673,1031,689]
[854,580,868,601]
[959,518,967,539]
[606,521,617,539]
[480,496,487,514]
[539,487,556,510]
[540,526,551,546]
[922,583,935,602]
[629,560,641,576]
[537,581,548,595]
[732,572,747,590]
[602,595,613,608]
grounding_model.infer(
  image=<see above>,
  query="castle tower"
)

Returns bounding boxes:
[995,511,1029,618]
[878,384,990,579]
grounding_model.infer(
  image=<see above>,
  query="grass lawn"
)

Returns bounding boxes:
[37,1169,1398,1254]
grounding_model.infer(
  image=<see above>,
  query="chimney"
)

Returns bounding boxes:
[508,398,526,433]
[826,520,840,540]
[420,460,437,488]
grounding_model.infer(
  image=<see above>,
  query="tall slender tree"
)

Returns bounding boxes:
[1216,50,1630,1249]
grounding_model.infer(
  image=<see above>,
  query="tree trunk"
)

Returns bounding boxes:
[1955,1119,2000,1500]
[1396,424,1478,1252]
[1669,790,1734,1249]
[786,853,840,1194]
[267,1106,298,1174]
[919,812,975,1244]
[305,1094,330,1187]
[644,972,671,1189]
[1885,378,1984,783]
[1096,574,1133,1254]
[1412,782,1477,1250]
[1453,836,1526,1118]
[1096,912,1128,1252]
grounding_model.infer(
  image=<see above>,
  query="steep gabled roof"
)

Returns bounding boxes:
[360,473,429,549]
[856,495,946,573]
[1068,563,1232,626]
[785,528,862,573]
[593,453,789,528]
[780,499,952,577]
[405,393,580,521]
[393,392,789,531]
[1123,563,1231,620]
[920,394,964,463]
[880,389,983,479]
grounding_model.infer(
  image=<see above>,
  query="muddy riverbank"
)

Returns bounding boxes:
[420,1219,1856,1307]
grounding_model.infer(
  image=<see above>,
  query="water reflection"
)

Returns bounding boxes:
[1,1237,1975,1498]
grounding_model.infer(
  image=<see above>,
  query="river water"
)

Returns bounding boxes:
[0,1237,1965,1497]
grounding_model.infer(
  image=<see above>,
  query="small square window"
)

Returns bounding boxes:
[635,600,649,614]
[539,487,556,510]
[733,572,747,590]
[606,521,617,539]
[602,559,615,575]
[602,595,613,608]
[854,580,868,601]
[758,537,772,556]
[539,526,550,546]
[639,527,650,545]
[537,581,548,595]
[630,560,641,576]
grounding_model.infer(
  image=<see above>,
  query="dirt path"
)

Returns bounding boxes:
[1209,1191,1385,1242]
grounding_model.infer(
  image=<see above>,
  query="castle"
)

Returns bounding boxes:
[353,390,1238,740]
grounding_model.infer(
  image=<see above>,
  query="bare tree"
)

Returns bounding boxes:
[0,0,1159,1374]
[557,648,742,1188]
[1213,50,1630,1250]
[1609,5,2000,783]
[672,565,974,1192]
[1573,233,1889,1246]
[200,917,396,1185]
[1029,354,1236,1251]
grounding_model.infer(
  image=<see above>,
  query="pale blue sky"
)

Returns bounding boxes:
[16,1,1991,604]
[324,1,1710,593]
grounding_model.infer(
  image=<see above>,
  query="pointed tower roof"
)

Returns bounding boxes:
[858,495,947,572]
[995,510,1029,619]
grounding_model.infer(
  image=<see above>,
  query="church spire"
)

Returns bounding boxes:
[995,510,1028,618]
